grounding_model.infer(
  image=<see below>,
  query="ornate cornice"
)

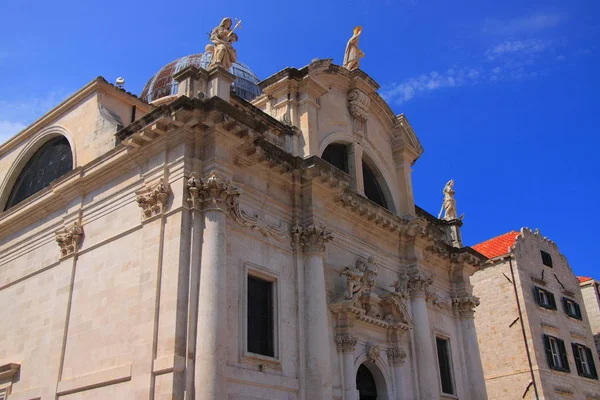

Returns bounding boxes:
[136,178,170,220]
[55,222,83,258]
[335,334,357,353]
[387,347,407,366]
[453,295,480,317]
[291,222,333,253]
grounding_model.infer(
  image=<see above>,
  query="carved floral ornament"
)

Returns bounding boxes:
[387,347,407,366]
[55,222,84,257]
[136,178,171,219]
[452,295,480,316]
[186,171,286,240]
[335,334,358,353]
[367,344,381,363]
[291,222,333,253]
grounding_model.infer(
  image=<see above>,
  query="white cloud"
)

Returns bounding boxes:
[483,13,564,36]
[0,89,71,145]
[485,40,552,60]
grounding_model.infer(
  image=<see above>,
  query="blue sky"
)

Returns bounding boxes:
[1,0,598,278]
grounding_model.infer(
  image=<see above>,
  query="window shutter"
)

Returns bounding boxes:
[558,339,570,372]
[572,343,584,375]
[549,292,557,310]
[586,347,598,379]
[562,297,568,313]
[543,335,554,368]
[575,303,582,320]
[534,287,541,305]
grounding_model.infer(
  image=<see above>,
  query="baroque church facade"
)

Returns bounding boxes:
[0,20,488,400]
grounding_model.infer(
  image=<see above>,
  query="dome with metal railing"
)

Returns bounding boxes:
[140,53,262,103]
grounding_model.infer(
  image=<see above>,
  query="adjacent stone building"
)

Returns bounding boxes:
[579,277,600,357]
[472,228,600,400]
[0,23,489,400]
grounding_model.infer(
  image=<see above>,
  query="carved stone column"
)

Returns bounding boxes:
[407,271,440,399]
[454,296,487,400]
[347,142,364,195]
[388,347,407,400]
[292,223,334,400]
[336,334,358,400]
[188,171,241,400]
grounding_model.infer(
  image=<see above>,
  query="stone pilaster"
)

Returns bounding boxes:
[187,171,240,400]
[293,222,334,400]
[336,334,358,400]
[388,347,407,400]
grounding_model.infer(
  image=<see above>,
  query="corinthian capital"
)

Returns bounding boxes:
[453,295,480,317]
[291,222,333,253]
[387,347,407,366]
[187,171,241,212]
[55,222,84,258]
[335,334,357,353]
[407,271,433,297]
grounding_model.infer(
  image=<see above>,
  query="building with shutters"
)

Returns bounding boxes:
[472,228,600,400]
[579,277,600,358]
[0,22,491,400]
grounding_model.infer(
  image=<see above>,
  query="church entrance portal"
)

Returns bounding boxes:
[356,364,378,399]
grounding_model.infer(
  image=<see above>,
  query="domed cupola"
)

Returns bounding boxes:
[140,52,262,103]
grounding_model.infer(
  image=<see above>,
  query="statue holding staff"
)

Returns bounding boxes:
[207,17,241,70]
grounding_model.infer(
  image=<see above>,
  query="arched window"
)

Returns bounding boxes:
[321,143,349,173]
[362,160,388,209]
[4,136,73,210]
[356,364,378,400]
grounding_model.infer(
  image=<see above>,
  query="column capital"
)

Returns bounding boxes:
[335,334,358,353]
[55,222,84,258]
[187,171,241,212]
[291,222,333,253]
[452,295,480,318]
[407,271,433,297]
[387,347,407,366]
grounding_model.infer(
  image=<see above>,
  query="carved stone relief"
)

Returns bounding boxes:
[55,222,83,257]
[387,347,407,366]
[335,334,357,353]
[453,295,480,317]
[291,223,333,253]
[348,88,370,135]
[367,344,381,363]
[407,271,433,296]
[136,178,170,219]
[340,256,378,299]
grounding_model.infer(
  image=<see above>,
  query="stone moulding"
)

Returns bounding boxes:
[187,171,286,240]
[55,222,84,257]
[135,178,170,219]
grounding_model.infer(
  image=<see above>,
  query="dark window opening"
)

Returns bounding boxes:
[572,343,598,379]
[247,275,274,357]
[563,297,583,320]
[356,364,378,400]
[321,143,349,173]
[543,334,570,372]
[4,136,73,210]
[362,161,388,210]
[436,337,455,395]
[541,250,553,267]
[534,286,557,310]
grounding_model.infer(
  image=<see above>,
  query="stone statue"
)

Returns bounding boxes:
[343,26,365,71]
[438,179,461,221]
[340,256,378,299]
[207,17,241,70]
[340,264,365,299]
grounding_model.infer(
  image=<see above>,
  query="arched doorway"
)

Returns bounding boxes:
[356,364,378,400]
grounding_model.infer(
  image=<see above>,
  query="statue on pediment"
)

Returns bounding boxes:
[438,179,463,221]
[343,26,365,71]
[207,17,241,70]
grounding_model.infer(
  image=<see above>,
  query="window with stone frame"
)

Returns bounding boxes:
[0,388,6,400]
[247,275,275,357]
[534,286,556,310]
[540,250,553,267]
[435,336,456,395]
[321,143,349,173]
[543,334,570,372]
[572,343,598,379]
[563,297,583,320]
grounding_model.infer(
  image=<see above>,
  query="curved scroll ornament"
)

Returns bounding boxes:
[55,222,84,257]
[348,89,370,123]
[187,172,287,240]
[291,222,333,253]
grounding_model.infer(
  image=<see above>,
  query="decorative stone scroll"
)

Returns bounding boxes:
[453,295,480,317]
[387,348,407,366]
[187,172,286,240]
[335,334,357,353]
[340,256,378,300]
[348,89,370,123]
[136,178,170,219]
[55,222,84,257]
[291,222,333,253]
[367,344,381,363]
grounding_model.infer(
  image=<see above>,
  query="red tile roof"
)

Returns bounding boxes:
[472,231,520,259]
[578,276,593,283]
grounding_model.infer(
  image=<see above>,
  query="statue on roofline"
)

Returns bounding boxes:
[438,179,464,221]
[343,26,365,71]
[207,17,241,70]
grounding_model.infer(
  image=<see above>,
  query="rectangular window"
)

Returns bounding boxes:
[563,297,583,320]
[541,250,553,267]
[0,389,6,400]
[535,286,557,310]
[247,275,274,357]
[543,334,570,372]
[572,343,598,379]
[436,337,455,395]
